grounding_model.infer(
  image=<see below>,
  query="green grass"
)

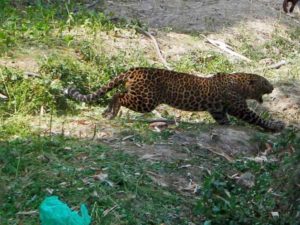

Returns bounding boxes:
[0,136,195,225]
[0,1,121,56]
[173,50,234,74]
[0,127,299,225]
[196,128,300,225]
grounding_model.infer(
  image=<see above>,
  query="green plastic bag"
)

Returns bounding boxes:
[39,196,91,225]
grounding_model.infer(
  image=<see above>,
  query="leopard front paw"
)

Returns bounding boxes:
[267,120,285,132]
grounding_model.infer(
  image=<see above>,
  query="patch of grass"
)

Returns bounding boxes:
[263,31,300,60]
[0,2,120,56]
[229,32,267,62]
[75,40,150,72]
[195,128,300,225]
[0,136,195,225]
[0,116,34,141]
[173,50,234,74]
[0,67,55,116]
[289,27,300,41]
[239,42,266,61]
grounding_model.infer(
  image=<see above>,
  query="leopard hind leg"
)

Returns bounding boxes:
[208,110,230,125]
[102,93,123,119]
[103,92,158,119]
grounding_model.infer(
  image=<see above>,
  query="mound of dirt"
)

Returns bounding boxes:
[266,82,300,127]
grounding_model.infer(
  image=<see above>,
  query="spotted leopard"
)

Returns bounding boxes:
[65,67,285,132]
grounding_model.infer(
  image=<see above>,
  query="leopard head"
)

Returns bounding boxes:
[246,74,274,103]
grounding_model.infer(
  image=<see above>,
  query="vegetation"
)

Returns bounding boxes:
[0,1,299,225]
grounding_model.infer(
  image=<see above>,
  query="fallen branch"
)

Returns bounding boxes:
[136,27,172,70]
[265,60,287,69]
[201,35,251,62]
[255,60,288,72]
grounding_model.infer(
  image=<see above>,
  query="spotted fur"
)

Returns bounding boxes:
[65,67,285,132]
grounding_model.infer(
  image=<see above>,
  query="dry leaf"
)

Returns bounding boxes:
[179,164,192,169]
[103,205,118,217]
[93,172,108,181]
[180,180,200,193]
[271,212,279,218]
[93,172,114,187]
[46,188,54,194]
[149,122,168,132]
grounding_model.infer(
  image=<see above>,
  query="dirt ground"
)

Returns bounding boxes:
[102,0,300,32]
[100,0,300,127]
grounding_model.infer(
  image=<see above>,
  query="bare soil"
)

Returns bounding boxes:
[102,0,300,32]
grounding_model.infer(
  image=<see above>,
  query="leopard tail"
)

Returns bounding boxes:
[65,72,128,102]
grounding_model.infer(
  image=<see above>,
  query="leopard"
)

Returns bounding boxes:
[65,67,285,132]
[283,0,299,13]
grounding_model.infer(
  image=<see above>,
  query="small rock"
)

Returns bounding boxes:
[237,172,255,188]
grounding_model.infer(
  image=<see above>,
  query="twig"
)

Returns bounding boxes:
[197,143,234,163]
[201,35,251,62]
[103,205,118,217]
[91,123,97,140]
[24,71,41,78]
[16,210,38,216]
[136,27,172,70]
[131,119,176,124]
[206,146,234,162]
[0,92,8,100]
[49,109,53,136]
[61,121,65,136]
